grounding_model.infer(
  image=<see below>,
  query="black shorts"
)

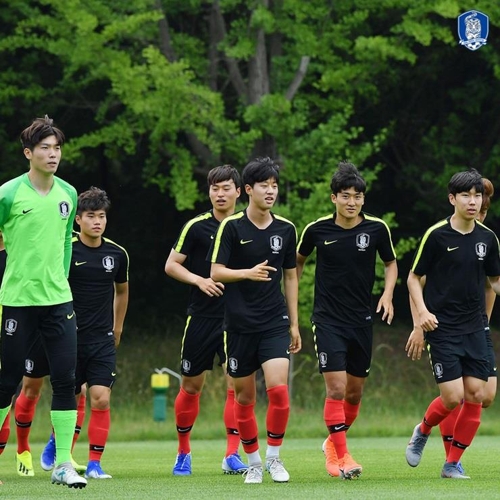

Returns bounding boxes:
[75,339,116,389]
[426,330,490,383]
[226,328,290,378]
[485,329,497,378]
[24,334,49,378]
[180,316,225,377]
[313,323,373,377]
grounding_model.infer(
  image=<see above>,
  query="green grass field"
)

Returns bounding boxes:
[1,436,499,499]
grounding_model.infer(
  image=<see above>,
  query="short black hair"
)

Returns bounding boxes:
[77,187,111,215]
[330,161,366,194]
[242,157,280,187]
[207,165,241,189]
[448,168,484,196]
[20,115,65,150]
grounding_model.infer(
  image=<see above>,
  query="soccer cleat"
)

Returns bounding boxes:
[51,462,87,488]
[339,453,362,480]
[172,452,192,476]
[322,437,340,477]
[406,423,429,467]
[266,457,290,482]
[441,461,470,479]
[16,451,35,477]
[85,460,112,479]
[71,457,87,475]
[222,453,248,474]
[243,464,263,484]
[40,434,56,471]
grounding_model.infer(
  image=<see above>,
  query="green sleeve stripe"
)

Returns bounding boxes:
[411,219,448,272]
[211,211,244,262]
[297,214,333,251]
[174,212,212,253]
[364,213,397,258]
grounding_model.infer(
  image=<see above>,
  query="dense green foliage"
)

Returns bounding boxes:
[1,0,500,324]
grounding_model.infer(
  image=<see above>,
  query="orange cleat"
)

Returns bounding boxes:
[322,438,340,477]
[339,452,362,480]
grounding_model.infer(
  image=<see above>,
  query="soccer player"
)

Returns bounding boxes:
[405,176,497,475]
[0,116,86,488]
[405,169,500,479]
[165,165,246,476]
[14,186,129,480]
[296,161,397,480]
[210,157,301,484]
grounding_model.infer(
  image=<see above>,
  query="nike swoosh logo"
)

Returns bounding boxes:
[334,425,344,431]
[286,349,290,355]
[210,235,214,239]
[324,240,338,245]
[111,372,117,377]
[240,239,253,245]
[75,261,87,266]
[67,312,75,320]
[447,246,459,252]
[22,209,33,214]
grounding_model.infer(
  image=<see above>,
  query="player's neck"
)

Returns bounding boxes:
[27,169,54,196]
[246,204,273,229]
[334,213,363,229]
[213,207,235,222]
[79,233,103,248]
[450,213,475,234]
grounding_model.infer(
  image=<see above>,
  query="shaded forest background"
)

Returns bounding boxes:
[1,0,500,332]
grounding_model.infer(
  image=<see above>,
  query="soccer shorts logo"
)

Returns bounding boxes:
[229,357,238,372]
[182,359,191,373]
[433,362,444,379]
[5,319,17,335]
[319,352,327,368]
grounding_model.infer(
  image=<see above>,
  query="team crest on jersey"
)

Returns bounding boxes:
[5,319,17,335]
[356,233,370,251]
[59,201,70,218]
[102,255,115,272]
[270,235,283,253]
[434,363,444,379]
[182,359,191,373]
[458,10,489,51]
[228,357,238,372]
[475,242,487,260]
[25,359,34,374]
[319,352,327,368]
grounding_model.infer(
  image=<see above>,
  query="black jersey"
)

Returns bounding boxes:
[411,216,500,336]
[211,209,297,334]
[173,210,224,318]
[69,234,129,344]
[297,212,396,327]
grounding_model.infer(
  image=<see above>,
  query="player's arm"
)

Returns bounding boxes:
[485,277,496,321]
[283,267,301,354]
[487,275,500,297]
[405,275,426,361]
[407,271,438,332]
[211,260,277,283]
[113,281,129,348]
[375,259,397,325]
[296,252,308,280]
[64,190,77,277]
[165,248,224,297]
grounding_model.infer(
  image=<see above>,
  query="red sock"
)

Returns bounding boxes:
[88,408,110,462]
[344,400,361,429]
[73,394,86,451]
[174,387,200,454]
[421,396,452,434]
[439,403,460,456]
[234,400,258,454]
[223,389,240,456]
[15,391,40,454]
[447,401,482,463]
[0,412,10,456]
[266,385,289,446]
[324,398,348,459]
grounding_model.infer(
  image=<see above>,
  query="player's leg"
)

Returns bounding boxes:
[227,331,261,484]
[43,302,86,488]
[221,372,247,474]
[81,339,115,479]
[15,375,44,477]
[0,411,10,457]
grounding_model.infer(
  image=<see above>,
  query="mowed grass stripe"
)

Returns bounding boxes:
[1,437,499,499]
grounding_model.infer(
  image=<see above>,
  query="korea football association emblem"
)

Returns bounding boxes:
[5,318,17,335]
[458,10,489,51]
[102,255,115,272]
[59,201,70,218]
[270,235,283,254]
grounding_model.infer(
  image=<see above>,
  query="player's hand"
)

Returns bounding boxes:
[288,325,302,354]
[376,296,394,325]
[248,260,277,282]
[114,330,122,348]
[418,310,438,332]
[197,277,225,297]
[405,327,426,360]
